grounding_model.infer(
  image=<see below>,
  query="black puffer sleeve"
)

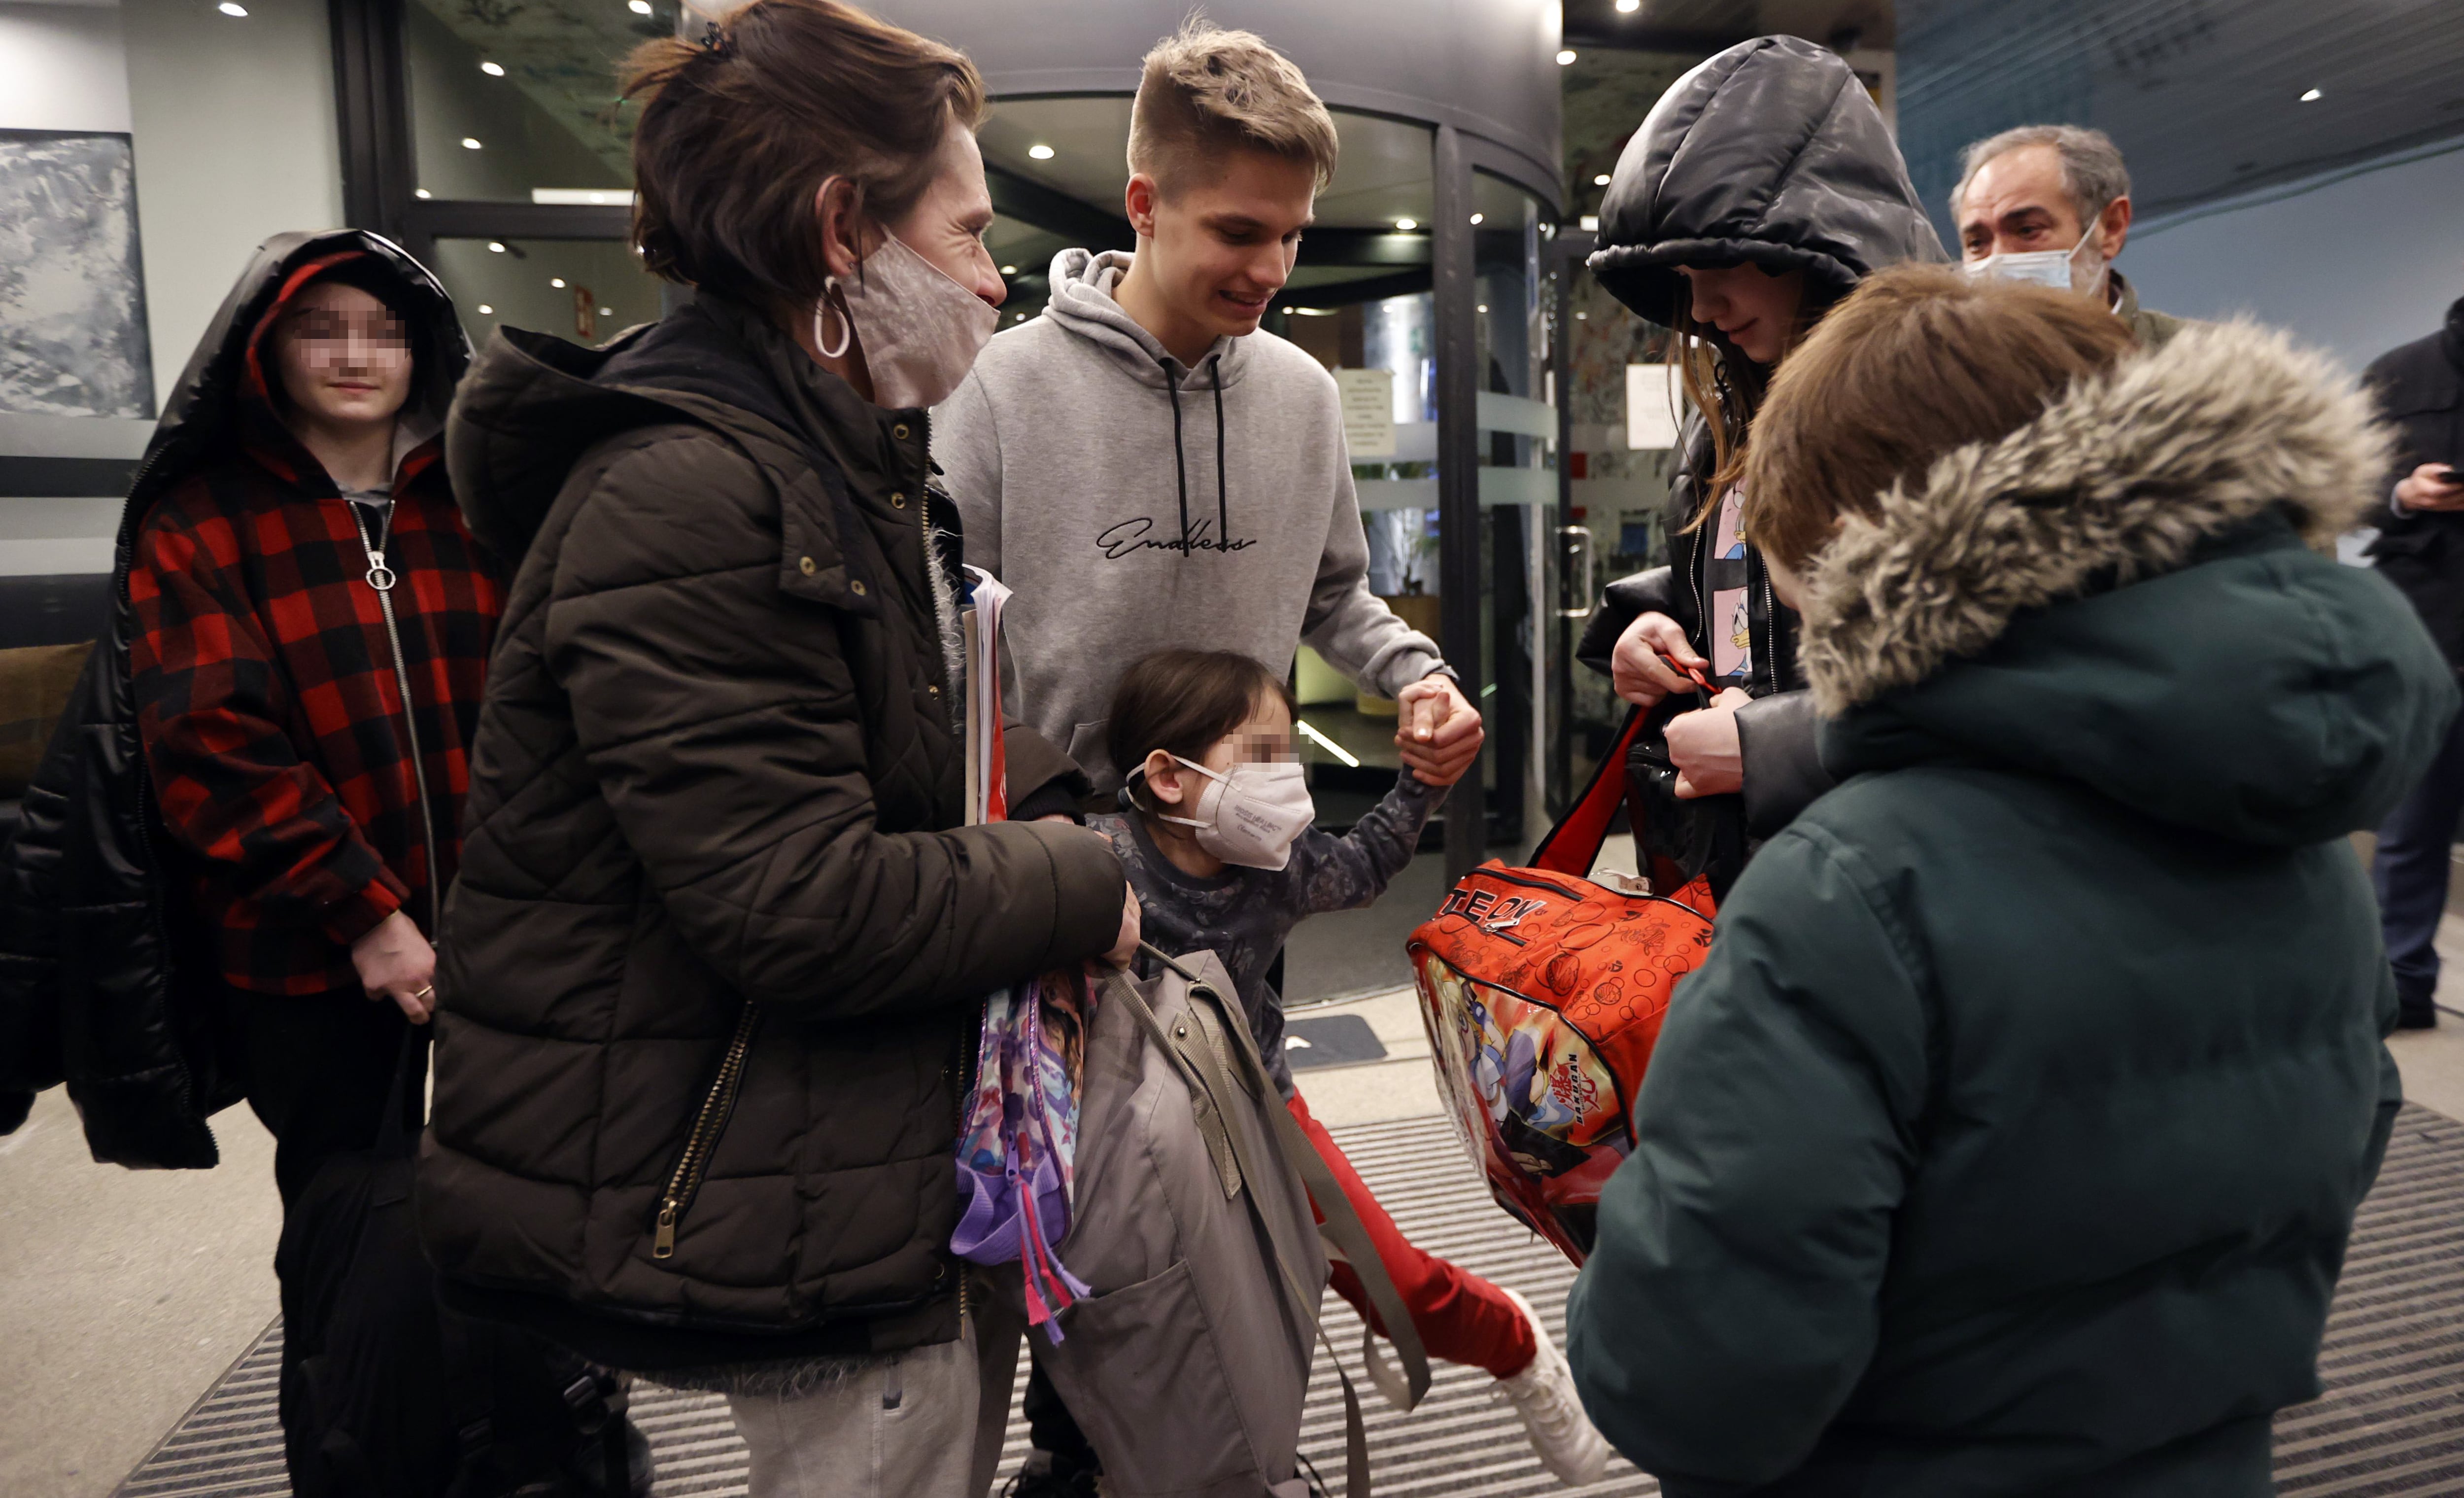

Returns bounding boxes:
[1735,688,1835,837]
[1578,566,1678,677]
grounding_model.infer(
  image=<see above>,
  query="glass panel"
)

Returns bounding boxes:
[1469,174,1550,856]
[406,0,674,201]
[427,238,666,352]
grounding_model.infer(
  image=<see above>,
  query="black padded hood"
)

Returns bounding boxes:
[1588,35,1945,326]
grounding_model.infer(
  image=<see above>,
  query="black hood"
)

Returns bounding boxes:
[1588,35,1945,327]
[446,293,872,564]
[116,229,468,566]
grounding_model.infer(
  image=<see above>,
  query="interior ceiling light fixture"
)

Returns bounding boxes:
[1394,216,1418,231]
[2300,87,2323,101]
[216,2,246,15]
[477,304,494,314]
[461,137,482,150]
[479,60,504,76]
[1027,143,1057,160]
[1615,0,1641,10]
[413,188,432,199]
[1593,173,1612,186]
[1556,48,1577,65]
[1000,264,1017,275]
[488,241,507,252]
[1291,307,1337,316]
[1469,211,1484,224]
[627,0,652,12]
[551,277,566,287]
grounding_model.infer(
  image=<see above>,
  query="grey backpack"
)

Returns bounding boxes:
[998,947,1428,1498]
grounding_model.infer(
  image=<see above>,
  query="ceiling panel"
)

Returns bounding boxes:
[1897,0,2464,232]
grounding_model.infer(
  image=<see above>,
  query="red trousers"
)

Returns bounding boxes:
[1287,1090,1538,1380]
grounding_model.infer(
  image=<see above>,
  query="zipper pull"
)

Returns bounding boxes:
[365,550,397,592]
[653,1200,678,1259]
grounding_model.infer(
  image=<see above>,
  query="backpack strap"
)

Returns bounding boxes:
[1529,705,1648,876]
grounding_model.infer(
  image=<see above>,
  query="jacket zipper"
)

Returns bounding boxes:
[654,1001,761,1259]
[347,503,443,931]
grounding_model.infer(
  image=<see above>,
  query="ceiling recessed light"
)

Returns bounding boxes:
[1394,217,1418,231]
[488,241,506,253]
[216,2,247,15]
[2300,87,2322,102]
[550,277,566,288]
[1615,0,1641,10]
[627,0,652,12]
[1579,214,1600,231]
[1000,264,1017,275]
[1014,312,1027,321]
[413,188,431,199]
[1593,174,1612,186]
[1470,212,1484,224]
[477,304,494,314]
[599,307,614,317]
[479,60,504,76]
[1292,307,1336,316]
[461,137,482,150]
[1556,48,1577,65]
[1476,304,1488,313]
[1574,311,1588,320]
[1027,143,1056,161]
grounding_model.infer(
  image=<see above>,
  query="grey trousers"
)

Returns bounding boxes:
[725,1278,1027,1498]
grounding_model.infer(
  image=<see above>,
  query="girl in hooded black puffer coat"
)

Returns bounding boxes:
[1574,35,1944,891]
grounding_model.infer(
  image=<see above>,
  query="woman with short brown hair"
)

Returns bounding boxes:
[416,3,1132,1493]
[1566,264,2458,1494]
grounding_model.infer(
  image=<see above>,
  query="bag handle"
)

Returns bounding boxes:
[1528,705,1648,876]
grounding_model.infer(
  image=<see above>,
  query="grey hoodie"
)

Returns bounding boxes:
[933,248,1444,789]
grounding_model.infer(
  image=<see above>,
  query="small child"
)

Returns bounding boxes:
[1095,647,1438,1095]
[1022,647,1607,1491]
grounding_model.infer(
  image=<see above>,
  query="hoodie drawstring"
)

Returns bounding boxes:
[1166,364,1192,551]
[1211,356,1227,552]
[1164,356,1230,554]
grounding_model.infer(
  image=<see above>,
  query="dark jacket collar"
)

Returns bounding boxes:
[2444,294,2464,373]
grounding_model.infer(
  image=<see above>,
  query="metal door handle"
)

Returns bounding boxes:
[1557,524,1596,619]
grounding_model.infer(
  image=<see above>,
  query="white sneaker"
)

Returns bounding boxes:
[1493,1286,1610,1487]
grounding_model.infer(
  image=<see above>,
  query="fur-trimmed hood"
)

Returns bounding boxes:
[1810,320,2458,846]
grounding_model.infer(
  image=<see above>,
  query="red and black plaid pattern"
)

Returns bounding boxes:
[129,435,503,996]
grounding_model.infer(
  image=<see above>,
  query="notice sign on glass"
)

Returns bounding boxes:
[1626,363,1687,452]
[1336,368,1397,459]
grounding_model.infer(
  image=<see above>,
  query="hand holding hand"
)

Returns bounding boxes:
[2397,462,2464,513]
[1104,885,1142,967]
[351,908,437,1022]
[1666,687,1750,799]
[1395,673,1484,786]
[1611,612,1710,707]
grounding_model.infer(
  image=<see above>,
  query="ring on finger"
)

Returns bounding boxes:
[412,984,436,1000]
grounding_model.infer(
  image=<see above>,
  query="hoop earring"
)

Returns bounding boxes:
[813,276,852,359]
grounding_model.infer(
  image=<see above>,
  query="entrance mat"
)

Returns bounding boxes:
[114,1106,2464,1497]
[1286,1014,1392,1070]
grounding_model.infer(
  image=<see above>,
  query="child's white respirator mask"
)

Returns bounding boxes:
[1157,758,1314,870]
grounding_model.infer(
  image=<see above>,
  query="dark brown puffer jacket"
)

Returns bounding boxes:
[416,294,1125,1371]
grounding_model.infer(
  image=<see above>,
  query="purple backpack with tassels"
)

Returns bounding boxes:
[953,964,1095,1343]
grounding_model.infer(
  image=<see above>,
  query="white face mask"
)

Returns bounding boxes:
[1964,224,2105,298]
[816,231,997,410]
[1157,757,1314,871]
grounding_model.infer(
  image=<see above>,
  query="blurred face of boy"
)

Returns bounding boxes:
[1115,147,1314,367]
[277,282,412,435]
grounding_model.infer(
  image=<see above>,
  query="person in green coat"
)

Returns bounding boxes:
[1565,263,2458,1497]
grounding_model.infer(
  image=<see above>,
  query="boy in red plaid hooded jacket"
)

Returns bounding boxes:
[128,242,501,1206]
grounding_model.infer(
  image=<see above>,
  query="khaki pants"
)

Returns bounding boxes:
[726,1276,1026,1498]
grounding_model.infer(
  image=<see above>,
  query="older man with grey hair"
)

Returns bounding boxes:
[1951,123,2183,347]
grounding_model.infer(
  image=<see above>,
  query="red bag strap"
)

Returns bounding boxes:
[1529,706,1649,875]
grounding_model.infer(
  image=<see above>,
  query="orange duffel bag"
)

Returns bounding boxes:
[1408,708,1715,1264]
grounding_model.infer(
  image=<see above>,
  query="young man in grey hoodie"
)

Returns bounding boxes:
[934,20,1608,1494]
[933,26,1480,796]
